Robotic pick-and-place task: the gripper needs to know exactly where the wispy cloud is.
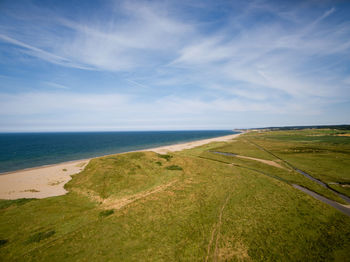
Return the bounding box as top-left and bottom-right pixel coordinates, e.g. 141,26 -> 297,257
0,1 -> 193,72
43,82 -> 70,90
0,0 -> 349,131
0,34 -> 94,70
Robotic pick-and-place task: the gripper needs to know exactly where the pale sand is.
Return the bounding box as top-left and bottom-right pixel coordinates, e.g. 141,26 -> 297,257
0,160 -> 89,200
146,133 -> 240,154
0,133 -> 241,200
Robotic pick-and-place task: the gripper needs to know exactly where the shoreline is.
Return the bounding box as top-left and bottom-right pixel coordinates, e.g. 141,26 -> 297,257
0,132 -> 239,176
0,133 -> 241,200
0,157 -> 93,177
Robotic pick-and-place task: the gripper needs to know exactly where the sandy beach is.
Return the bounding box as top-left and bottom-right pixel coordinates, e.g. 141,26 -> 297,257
0,159 -> 89,200
0,133 -> 240,200
147,133 -> 240,154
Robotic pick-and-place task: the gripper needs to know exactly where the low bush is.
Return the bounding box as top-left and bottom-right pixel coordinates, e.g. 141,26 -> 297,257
26,230 -> 55,244
165,165 -> 183,171
99,209 -> 114,217
158,154 -> 173,161
0,239 -> 8,247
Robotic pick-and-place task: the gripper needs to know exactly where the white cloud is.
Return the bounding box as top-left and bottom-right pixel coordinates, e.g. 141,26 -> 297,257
0,1 -> 193,72
0,89 -> 343,131
0,1 -> 349,130
0,93 -> 130,115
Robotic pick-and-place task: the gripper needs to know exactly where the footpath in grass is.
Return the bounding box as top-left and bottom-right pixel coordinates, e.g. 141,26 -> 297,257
244,129 -> 350,198
0,130 -> 350,261
186,130 -> 350,203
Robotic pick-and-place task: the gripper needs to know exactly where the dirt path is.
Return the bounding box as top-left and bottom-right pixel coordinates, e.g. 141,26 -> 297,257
244,139 -> 350,204
210,151 -> 286,170
205,194 -> 230,262
102,180 -> 177,210
202,153 -> 350,217
236,155 -> 285,169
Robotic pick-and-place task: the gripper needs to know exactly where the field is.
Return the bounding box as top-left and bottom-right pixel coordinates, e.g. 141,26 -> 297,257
0,129 -> 350,261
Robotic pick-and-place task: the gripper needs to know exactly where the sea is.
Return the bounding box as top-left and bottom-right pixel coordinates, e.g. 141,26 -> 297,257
0,130 -> 237,173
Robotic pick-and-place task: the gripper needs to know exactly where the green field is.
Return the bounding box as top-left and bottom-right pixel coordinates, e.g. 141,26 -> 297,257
1,129 -> 350,261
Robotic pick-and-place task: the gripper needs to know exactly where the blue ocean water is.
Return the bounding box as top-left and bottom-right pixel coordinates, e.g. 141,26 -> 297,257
0,130 -> 237,173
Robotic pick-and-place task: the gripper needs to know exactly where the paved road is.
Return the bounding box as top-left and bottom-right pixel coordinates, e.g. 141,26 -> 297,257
210,150 -> 350,217
292,184 -> 350,217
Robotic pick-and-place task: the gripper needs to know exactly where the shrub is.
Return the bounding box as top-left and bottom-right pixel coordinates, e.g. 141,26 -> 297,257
155,161 -> 162,166
158,154 -> 173,161
99,209 -> 114,217
0,239 -> 8,247
166,165 -> 183,171
26,230 -> 55,244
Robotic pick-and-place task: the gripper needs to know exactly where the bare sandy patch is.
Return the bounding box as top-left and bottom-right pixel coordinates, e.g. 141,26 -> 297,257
336,134 -> 350,137
0,159 -> 89,199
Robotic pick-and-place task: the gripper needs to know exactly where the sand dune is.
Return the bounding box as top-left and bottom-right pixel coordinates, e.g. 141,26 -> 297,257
0,133 -> 240,200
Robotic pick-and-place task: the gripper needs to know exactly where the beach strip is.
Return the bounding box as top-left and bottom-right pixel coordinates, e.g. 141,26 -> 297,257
0,133 -> 240,200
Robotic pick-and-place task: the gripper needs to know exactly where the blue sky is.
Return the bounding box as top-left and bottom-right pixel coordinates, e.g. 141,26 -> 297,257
0,0 -> 349,131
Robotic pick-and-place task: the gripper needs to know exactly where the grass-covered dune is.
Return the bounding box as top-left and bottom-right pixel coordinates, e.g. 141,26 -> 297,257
1,129 -> 350,261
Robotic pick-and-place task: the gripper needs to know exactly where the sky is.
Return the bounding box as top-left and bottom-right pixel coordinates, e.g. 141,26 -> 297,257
0,0 -> 349,132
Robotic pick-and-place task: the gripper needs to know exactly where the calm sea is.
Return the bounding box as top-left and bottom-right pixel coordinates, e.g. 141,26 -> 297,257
0,130 -> 237,173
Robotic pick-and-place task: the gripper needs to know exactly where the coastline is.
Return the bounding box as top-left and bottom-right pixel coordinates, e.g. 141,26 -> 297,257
0,133 -> 241,200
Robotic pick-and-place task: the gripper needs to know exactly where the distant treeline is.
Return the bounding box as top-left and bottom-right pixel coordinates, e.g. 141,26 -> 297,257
253,125 -> 350,131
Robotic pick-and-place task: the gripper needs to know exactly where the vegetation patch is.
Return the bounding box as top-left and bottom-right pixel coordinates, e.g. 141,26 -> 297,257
0,198 -> 36,210
165,165 -> 183,171
0,239 -> 8,247
23,189 -> 40,193
75,162 -> 87,167
155,161 -> 162,166
158,154 -> 173,161
48,180 -> 63,186
128,152 -> 145,159
99,209 -> 114,217
1,130 -> 350,261
26,230 -> 55,244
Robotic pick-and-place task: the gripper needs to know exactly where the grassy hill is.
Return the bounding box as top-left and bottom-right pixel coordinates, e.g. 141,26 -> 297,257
1,129 -> 349,261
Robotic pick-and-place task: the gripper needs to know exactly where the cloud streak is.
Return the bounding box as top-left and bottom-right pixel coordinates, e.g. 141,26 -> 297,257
0,0 -> 349,131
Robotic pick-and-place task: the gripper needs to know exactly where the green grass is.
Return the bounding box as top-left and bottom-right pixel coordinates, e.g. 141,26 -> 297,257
189,143 -> 347,204
329,184 -> 350,197
210,139 -> 277,161
241,129 -> 350,197
0,129 -> 349,261
0,198 -> 36,210
65,152 -> 178,200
